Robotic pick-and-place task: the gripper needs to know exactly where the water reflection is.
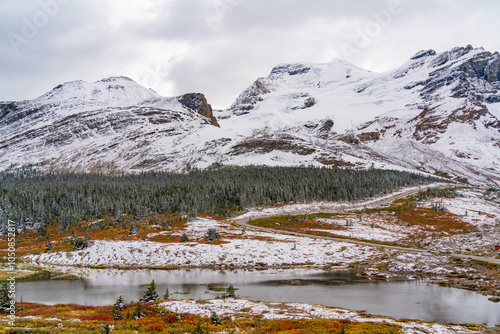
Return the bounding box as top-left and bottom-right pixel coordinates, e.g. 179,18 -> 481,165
16,268 -> 499,326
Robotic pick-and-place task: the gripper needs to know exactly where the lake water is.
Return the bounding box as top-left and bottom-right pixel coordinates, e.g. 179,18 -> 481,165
16,268 -> 500,326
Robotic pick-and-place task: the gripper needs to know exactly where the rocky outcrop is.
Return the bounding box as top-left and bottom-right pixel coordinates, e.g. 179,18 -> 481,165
229,133 -> 316,156
229,78 -> 273,115
303,118 -> 334,139
179,93 -> 219,127
270,64 -> 311,77
410,49 -> 436,60
415,46 -> 500,103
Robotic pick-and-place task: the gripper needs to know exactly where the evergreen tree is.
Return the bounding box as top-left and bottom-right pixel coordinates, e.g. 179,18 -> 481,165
0,166 -> 440,233
141,280 -> 159,303
17,296 -> 24,312
163,288 -> 170,300
210,311 -> 221,325
223,284 -> 236,299
0,281 -> 11,311
111,296 -> 125,320
129,223 -> 137,236
132,302 -> 144,319
111,306 -> 124,320
180,233 -> 189,242
85,232 -> 92,247
101,324 -> 111,334
191,321 -> 207,334
45,241 -> 52,251
204,228 -> 220,241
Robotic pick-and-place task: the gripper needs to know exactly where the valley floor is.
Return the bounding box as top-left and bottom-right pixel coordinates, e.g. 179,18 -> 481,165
23,186 -> 500,297
4,185 -> 500,332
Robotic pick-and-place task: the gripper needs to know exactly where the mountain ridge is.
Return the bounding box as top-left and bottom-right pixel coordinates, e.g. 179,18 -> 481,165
1,45 -> 499,186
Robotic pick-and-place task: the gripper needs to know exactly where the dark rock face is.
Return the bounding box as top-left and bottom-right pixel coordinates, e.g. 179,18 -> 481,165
417,46 -> 500,103
304,97 -> 316,108
457,52 -> 500,83
410,49 -> 436,60
179,93 -> 219,127
230,78 -> 272,115
229,133 -> 316,156
0,102 -> 46,127
429,45 -> 474,68
317,119 -> 334,139
302,118 -> 334,139
270,64 -> 310,77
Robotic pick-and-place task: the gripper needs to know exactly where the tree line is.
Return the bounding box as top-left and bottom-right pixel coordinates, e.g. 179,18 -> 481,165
0,166 -> 442,234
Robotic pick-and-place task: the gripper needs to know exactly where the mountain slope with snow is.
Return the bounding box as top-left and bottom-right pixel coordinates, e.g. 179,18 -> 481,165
0,77 -> 222,172
1,46 -> 499,186
220,45 -> 500,186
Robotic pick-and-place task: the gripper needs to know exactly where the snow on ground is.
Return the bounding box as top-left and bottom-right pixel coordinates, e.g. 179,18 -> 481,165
238,186 -> 500,249
312,216 -> 408,242
159,299 -> 481,334
25,186 -> 499,268
237,183 -> 447,219
420,189 -> 500,254
385,252 -> 457,275
25,218 -> 376,267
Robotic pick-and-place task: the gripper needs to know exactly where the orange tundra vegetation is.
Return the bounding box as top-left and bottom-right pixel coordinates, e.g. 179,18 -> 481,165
0,213 -> 189,257
2,301 -> 405,333
249,190 -> 474,246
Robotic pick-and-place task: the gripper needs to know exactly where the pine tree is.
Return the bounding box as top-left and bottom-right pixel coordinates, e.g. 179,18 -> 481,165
132,302 -> 144,319
0,281 -> 11,311
192,321 -> 207,334
111,306 -> 123,320
114,295 -> 125,310
210,311 -> 221,325
204,228 -> 220,241
85,232 -> 92,247
17,296 -> 24,312
141,280 -> 159,303
129,223 -> 137,235
223,284 -> 236,299
180,233 -> 189,242
101,324 -> 111,334
45,241 -> 52,251
163,288 -> 170,300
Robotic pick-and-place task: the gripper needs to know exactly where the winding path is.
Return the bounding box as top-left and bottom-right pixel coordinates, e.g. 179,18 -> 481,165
232,184 -> 500,265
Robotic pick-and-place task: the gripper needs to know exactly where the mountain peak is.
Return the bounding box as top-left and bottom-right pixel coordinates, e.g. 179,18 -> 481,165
35,76 -> 160,107
96,76 -> 136,83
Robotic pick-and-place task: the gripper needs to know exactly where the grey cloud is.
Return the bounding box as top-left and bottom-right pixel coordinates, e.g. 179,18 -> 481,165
0,0 -> 499,108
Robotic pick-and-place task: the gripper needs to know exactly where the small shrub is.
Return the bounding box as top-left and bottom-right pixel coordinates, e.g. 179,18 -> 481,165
204,228 -> 221,241
180,233 -> 189,242
210,311 -> 221,325
222,284 -> 237,299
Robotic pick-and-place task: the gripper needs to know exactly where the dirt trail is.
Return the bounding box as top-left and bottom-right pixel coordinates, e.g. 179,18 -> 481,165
232,184 -> 500,265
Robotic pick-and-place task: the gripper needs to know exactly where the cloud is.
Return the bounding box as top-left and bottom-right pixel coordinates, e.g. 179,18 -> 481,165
0,0 -> 499,107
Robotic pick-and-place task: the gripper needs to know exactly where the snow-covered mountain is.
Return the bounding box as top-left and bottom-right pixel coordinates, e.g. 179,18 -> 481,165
1,46 -> 500,186
219,45 -> 500,186
0,77 -> 220,172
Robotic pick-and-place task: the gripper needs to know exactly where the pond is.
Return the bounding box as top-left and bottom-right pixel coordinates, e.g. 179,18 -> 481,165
16,268 -> 500,326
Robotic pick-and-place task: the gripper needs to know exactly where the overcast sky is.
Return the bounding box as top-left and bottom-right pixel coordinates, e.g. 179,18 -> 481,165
1,0 -> 499,108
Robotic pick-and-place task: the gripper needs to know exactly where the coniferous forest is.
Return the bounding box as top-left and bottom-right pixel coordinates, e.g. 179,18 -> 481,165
0,166 -> 442,234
